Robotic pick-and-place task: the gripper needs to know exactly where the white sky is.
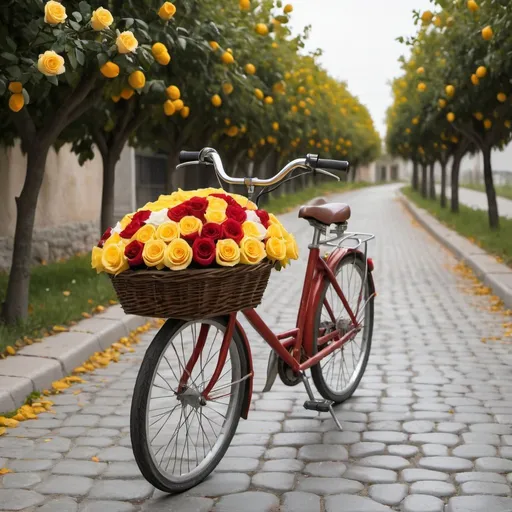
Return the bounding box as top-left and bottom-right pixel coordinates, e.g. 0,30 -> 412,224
288,0 -> 432,138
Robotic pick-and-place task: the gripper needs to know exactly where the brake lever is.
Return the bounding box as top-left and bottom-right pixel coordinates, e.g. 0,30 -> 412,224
315,168 -> 341,181
175,161 -> 213,170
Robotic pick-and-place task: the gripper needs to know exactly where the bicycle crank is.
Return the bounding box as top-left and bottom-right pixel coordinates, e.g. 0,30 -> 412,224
278,347 -> 304,387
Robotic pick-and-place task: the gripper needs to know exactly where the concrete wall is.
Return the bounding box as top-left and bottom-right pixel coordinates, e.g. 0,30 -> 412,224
0,142 -> 103,270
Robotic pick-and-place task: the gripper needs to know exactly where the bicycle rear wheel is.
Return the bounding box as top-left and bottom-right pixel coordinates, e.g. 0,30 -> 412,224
131,317 -> 247,493
311,253 -> 374,403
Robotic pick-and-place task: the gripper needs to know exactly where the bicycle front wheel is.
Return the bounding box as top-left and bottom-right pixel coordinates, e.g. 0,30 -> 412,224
311,253 -> 374,403
131,317 -> 247,494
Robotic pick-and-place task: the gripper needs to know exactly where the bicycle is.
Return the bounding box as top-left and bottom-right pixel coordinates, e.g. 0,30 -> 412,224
130,147 -> 376,493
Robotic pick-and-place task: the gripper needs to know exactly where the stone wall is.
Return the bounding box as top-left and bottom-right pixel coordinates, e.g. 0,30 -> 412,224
0,221 -> 99,271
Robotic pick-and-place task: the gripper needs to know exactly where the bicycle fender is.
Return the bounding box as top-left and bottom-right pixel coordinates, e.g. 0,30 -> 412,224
235,320 -> 254,420
303,248 -> 375,356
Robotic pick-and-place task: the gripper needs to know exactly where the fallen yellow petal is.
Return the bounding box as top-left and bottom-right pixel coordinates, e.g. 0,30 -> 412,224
0,468 -> 13,475
12,413 -> 26,422
81,312 -> 92,319
91,456 -> 100,462
64,376 -> 84,383
62,290 -> 71,297
0,427 -> 6,436
0,417 -> 19,428
52,380 -> 70,391
73,367 -> 87,374
6,346 -> 16,356
53,325 -> 68,333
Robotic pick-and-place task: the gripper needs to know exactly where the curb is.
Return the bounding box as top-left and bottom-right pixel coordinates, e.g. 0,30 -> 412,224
0,305 -> 150,413
398,190 -> 512,310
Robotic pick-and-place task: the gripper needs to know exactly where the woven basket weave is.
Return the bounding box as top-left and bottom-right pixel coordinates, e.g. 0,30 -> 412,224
109,261 -> 272,320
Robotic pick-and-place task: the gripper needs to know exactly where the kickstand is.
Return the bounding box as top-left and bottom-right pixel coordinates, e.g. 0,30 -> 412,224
300,372 -> 343,432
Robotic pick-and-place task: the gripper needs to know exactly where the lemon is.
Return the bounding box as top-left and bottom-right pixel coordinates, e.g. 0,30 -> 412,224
221,52 -> 234,65
474,112 -> 484,121
498,93 -> 507,103
505,120 -> 511,129
254,88 -> 264,100
255,23 -> 269,36
484,119 -> 492,130
245,63 -> 256,75
438,98 -> 447,108
284,4 -> 293,14
239,0 -> 250,10
471,74 -> 479,86
211,94 -> 222,107
417,67 -> 425,75
209,41 -> 220,51
476,66 -> 487,78
467,0 -> 479,13
222,82 -> 234,95
445,85 -> 455,97
421,10 -> 433,25
272,122 -> 279,131
172,99 -> 184,111
264,96 -> 274,105
417,82 -> 427,92
166,85 -> 181,100
447,112 -> 455,123
482,26 -> 493,41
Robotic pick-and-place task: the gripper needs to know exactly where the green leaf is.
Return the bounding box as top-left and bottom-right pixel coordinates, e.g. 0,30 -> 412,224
0,78 -> 6,96
79,1 -> 91,18
125,18 -> 134,29
69,20 -> 81,31
22,89 -> 30,105
46,75 -> 58,86
178,37 -> 187,50
275,15 -> 289,24
135,19 -> 149,31
5,36 -> 16,52
72,11 -> 82,22
67,48 -> 77,69
97,53 -> 109,67
76,48 -> 85,66
6,65 -> 21,80
0,52 -> 18,63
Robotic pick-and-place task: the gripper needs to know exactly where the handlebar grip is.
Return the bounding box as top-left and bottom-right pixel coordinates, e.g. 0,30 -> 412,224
179,151 -> 201,163
317,158 -> 350,172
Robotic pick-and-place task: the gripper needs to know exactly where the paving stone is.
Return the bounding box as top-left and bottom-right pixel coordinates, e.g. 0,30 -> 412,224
237,420 -> 282,434
261,459 -> 303,472
263,447 -> 296,459
325,494 -> 392,511
281,491 -> 321,512
63,415 -> 100,428
362,431 -> 408,443
401,469 -> 450,482
66,447 -> 100,459
55,427 -> 88,438
6,459 -> 55,472
0,489 -> 45,510
271,432 -> 321,446
214,492 -> 279,512
358,455 -> 410,470
38,497 -> 78,512
446,496 -> 512,512
418,456 -> 473,472
410,480 -> 456,497
452,444 -> 497,458
142,496 -> 212,512
2,472 -> 42,488
297,477 -> 363,495
99,446 -> 134,462
350,442 -> 386,457
86,428 -> 120,437
455,472 -> 507,484
36,437 -> 72,452
475,457 -> 512,472
421,444 -> 449,457
368,483 -> 408,506
402,494 -> 444,512
304,461 -> 347,477
409,433 -> 460,447
388,445 -> 419,457
52,460 -> 107,477
88,479 -> 153,500
499,446 -> 512,458
186,473 -> 250,497
252,472 -> 295,491
323,431 -> 361,444
470,424 -> 512,435
460,481 -> 510,495
343,466 -> 397,483
462,432 -> 500,445
103,462 -> 142,478
79,501 -> 135,512
403,421 -> 435,434
35,475 -> 93,496
298,444 -> 348,461
75,437 -> 115,448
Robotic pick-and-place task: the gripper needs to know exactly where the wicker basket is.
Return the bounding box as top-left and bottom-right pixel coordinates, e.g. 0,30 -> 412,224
109,262 -> 273,320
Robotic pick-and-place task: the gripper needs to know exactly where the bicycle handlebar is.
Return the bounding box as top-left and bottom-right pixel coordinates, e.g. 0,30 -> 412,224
178,147 -> 350,187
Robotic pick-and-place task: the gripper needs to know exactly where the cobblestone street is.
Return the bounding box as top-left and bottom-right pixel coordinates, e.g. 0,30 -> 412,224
1,183 -> 512,512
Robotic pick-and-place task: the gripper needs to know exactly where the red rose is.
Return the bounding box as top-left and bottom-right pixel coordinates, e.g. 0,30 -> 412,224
226,204 -> 247,223
120,219 -> 143,239
201,222 -> 223,241
98,227 -> 112,248
188,196 -> 208,221
210,193 -> 236,206
168,203 -> 190,222
192,237 -> 216,266
124,240 -> 145,267
256,209 -> 270,228
222,218 -> 244,244
132,210 -> 151,224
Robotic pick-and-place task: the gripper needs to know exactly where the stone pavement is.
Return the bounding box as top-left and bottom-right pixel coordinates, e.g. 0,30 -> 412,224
1,183 -> 512,512
435,185 -> 512,219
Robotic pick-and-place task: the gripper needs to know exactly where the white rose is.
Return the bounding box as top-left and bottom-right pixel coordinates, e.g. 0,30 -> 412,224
245,210 -> 261,224
112,222 -> 123,234
147,209 -> 170,227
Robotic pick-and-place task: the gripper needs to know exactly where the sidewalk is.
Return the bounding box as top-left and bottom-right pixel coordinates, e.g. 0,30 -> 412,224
435,185 -> 512,219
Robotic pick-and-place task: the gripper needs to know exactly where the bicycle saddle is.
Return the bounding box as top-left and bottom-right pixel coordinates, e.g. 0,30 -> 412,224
298,202 -> 351,225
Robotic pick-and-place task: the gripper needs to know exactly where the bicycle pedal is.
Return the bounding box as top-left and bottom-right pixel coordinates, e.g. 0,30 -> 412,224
303,399 -> 334,413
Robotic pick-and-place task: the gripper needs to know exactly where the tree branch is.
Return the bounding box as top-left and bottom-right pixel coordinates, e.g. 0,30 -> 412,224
92,127 -> 109,160
9,107 -> 37,151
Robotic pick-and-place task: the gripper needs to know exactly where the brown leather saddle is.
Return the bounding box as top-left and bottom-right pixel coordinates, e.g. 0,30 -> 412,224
298,201 -> 351,225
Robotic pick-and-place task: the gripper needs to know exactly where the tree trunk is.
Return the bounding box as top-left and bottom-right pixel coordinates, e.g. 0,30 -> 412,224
482,145 -> 499,229
412,160 -> 419,191
421,164 -> 427,198
429,163 -> 436,200
451,152 -> 462,213
100,150 -> 120,234
1,147 -> 48,323
350,166 -> 357,182
440,160 -> 447,208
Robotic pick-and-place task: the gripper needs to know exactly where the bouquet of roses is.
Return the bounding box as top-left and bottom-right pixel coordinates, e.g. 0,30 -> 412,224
92,188 -> 299,275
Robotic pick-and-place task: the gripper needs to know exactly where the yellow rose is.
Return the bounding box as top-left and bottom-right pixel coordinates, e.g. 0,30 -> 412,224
285,233 -> 299,260
242,221 -> 266,241
104,232 -> 121,246
205,209 -> 227,224
207,196 -> 228,211
135,224 -> 156,243
128,70 -> 146,89
268,213 -> 283,226
44,0 -> 67,25
246,200 -> 258,210
179,216 -> 202,237
120,215 -> 132,229
231,194 -> 249,207
158,1 -> 177,20
266,237 -> 287,261
266,223 -> 284,239
91,7 -> 113,30
240,236 -> 266,265
142,240 -> 166,270
156,221 -> 180,242
91,247 -> 105,274
116,31 -> 138,54
37,50 -> 65,76
216,239 -> 241,267
101,243 -> 129,275
164,238 -> 192,270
